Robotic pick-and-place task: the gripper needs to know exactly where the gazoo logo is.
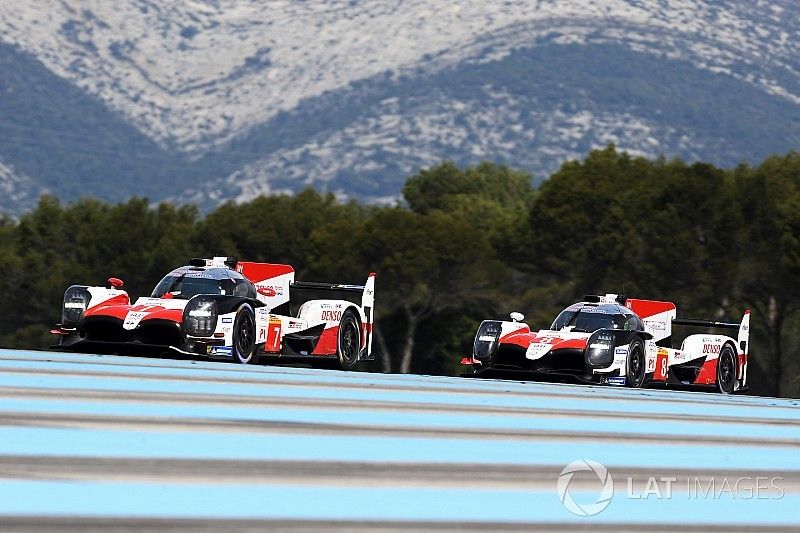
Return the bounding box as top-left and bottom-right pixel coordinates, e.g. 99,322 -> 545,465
321,310 -> 343,322
703,343 -> 721,354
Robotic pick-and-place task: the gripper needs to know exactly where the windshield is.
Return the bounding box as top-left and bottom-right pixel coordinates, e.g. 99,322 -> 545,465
551,309 -> 628,333
151,274 -> 225,299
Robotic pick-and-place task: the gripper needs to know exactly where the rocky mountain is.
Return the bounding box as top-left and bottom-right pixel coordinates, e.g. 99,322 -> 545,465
0,0 -> 798,213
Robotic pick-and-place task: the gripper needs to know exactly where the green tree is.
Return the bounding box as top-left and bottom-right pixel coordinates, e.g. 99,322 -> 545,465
308,206 -> 499,373
523,146 -> 737,316
733,153 -> 800,396
196,189 -> 366,275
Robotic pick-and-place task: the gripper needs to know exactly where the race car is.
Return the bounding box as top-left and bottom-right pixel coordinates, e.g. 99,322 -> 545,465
461,294 -> 750,393
51,257 -> 376,370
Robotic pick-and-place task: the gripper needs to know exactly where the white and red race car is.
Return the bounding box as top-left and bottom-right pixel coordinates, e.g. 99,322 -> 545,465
461,294 -> 750,393
52,257 -> 376,370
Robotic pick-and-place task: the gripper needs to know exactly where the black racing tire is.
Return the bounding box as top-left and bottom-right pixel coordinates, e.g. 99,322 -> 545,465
717,344 -> 737,394
232,305 -> 257,364
626,337 -> 646,388
337,309 -> 361,371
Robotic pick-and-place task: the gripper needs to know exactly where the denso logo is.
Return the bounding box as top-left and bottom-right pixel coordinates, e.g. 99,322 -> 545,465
703,343 -> 721,354
321,310 -> 343,322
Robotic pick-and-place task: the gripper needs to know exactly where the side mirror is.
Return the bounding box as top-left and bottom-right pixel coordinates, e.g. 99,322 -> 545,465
510,312 -> 524,322
107,277 -> 124,289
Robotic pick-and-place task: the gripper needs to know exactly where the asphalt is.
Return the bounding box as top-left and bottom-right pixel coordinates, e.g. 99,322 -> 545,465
0,348 -> 798,530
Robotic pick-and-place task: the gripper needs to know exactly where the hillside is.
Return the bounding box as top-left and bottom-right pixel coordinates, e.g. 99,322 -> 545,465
0,1 -> 798,212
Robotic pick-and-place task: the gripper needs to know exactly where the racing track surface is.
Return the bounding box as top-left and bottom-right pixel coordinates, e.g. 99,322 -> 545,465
0,348 -> 799,531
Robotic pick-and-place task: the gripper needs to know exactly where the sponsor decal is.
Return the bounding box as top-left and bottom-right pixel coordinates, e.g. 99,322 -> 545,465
258,286 -> 277,297
256,283 -> 285,298
580,307 -> 610,314
614,347 -> 628,355
321,310 -> 343,322
644,319 -> 666,331
702,343 -> 721,354
221,317 -> 233,324
526,342 -> 552,359
123,311 -> 148,330
182,271 -> 211,278
605,376 -> 627,386
210,346 -> 233,356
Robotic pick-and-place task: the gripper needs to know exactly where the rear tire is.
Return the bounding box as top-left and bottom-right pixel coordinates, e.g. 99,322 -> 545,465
717,344 -> 737,394
626,337 -> 646,388
337,309 -> 361,371
232,305 -> 257,364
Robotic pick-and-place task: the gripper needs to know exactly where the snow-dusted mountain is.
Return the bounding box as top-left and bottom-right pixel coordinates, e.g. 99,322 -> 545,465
0,0 -> 799,213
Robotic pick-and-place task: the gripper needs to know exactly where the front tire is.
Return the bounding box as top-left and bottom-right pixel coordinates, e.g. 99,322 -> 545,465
626,337 -> 646,388
717,344 -> 737,394
232,305 -> 256,364
337,309 -> 361,371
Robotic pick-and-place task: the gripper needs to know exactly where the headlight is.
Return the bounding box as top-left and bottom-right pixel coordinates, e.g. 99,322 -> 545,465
586,330 -> 615,367
62,286 -> 91,328
183,297 -> 218,337
473,320 -> 502,361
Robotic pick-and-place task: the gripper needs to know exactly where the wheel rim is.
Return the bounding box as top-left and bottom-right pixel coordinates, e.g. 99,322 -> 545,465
719,351 -> 735,391
237,313 -> 255,361
630,347 -> 644,384
340,318 -> 359,365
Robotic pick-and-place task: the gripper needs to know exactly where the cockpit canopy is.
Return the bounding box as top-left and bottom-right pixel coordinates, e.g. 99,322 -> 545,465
551,303 -> 645,333
151,266 -> 256,300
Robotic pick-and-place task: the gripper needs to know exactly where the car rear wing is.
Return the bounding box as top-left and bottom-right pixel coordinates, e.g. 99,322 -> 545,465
290,281 -> 367,293
672,318 -> 739,329
289,272 -> 375,311
290,273 -> 376,357
673,310 -> 751,354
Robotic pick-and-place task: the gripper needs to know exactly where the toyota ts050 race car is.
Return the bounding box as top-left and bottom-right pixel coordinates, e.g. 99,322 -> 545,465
52,257 -> 376,369
461,294 -> 750,393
